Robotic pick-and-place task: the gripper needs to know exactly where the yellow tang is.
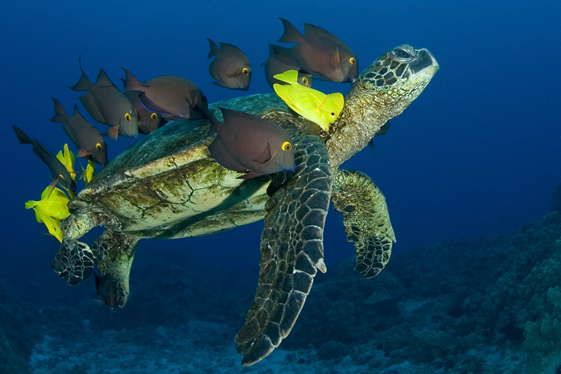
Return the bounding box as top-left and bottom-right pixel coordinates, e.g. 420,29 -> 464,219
25,185 -> 70,243
82,160 -> 96,184
273,70 -> 344,131
56,144 -> 77,198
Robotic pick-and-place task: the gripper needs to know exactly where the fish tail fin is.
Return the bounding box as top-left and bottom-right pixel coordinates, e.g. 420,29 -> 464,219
122,68 -> 143,92
207,39 -> 220,59
69,56 -> 92,92
273,70 -> 299,84
277,18 -> 304,44
13,126 -> 33,145
50,98 -> 69,123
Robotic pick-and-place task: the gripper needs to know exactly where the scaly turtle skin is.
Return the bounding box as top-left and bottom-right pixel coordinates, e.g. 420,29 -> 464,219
52,45 -> 438,366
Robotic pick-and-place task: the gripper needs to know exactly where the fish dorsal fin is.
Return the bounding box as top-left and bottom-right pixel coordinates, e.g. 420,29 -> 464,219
303,23 -> 344,45
253,143 -> 273,165
95,69 -> 115,88
269,44 -> 289,57
273,70 -> 299,85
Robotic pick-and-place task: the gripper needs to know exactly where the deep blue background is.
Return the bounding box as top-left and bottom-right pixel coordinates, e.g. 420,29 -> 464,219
1,1 -> 560,305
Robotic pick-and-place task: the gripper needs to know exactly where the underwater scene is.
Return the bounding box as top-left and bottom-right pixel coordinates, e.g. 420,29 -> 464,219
1,0 -> 561,373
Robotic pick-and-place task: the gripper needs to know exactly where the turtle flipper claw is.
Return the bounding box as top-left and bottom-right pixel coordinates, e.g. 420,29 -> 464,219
331,169 -> 395,279
51,239 -> 94,285
236,132 -> 332,366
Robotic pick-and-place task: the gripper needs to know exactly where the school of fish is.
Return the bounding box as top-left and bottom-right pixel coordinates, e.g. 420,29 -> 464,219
15,19 -> 361,287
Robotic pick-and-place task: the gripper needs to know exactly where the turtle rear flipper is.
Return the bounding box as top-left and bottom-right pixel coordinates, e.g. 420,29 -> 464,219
235,133 -> 332,366
51,239 -> 95,285
331,169 -> 395,278
92,230 -> 138,309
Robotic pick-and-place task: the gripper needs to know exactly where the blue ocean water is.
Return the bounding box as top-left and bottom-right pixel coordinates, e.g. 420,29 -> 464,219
1,1 -> 560,373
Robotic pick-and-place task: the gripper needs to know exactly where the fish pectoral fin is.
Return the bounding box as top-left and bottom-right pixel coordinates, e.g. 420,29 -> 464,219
77,149 -> 91,158
253,143 -> 273,165
330,47 -> 341,68
103,126 -> 119,141
314,95 -> 329,112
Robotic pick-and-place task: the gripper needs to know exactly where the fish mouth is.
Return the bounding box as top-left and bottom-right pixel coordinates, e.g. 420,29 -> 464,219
284,163 -> 296,172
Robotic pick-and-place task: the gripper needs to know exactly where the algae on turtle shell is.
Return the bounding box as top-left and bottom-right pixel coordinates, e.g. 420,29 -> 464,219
53,44 -> 438,366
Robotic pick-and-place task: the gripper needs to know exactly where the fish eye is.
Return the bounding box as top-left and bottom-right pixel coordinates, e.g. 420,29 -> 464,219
151,113 -> 157,119
331,112 -> 335,116
349,57 -> 357,64
282,141 -> 292,151
124,113 -> 132,121
302,77 -> 309,85
242,68 -> 250,75
96,143 -> 102,150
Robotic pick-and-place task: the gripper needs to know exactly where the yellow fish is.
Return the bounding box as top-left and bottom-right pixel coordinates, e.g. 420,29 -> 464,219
273,70 -> 344,131
56,144 -> 77,198
81,160 -> 96,184
25,185 -> 70,243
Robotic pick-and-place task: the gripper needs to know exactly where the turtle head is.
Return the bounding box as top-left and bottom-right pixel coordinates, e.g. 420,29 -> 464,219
353,44 -> 439,118
326,45 -> 439,167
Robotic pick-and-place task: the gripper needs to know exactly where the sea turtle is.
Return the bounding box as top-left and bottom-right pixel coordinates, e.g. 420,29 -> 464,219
52,45 -> 438,365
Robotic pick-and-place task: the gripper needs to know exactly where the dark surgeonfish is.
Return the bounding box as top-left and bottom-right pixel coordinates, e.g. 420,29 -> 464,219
13,126 -> 76,192
277,18 -> 358,83
207,108 -> 295,180
263,44 -> 312,89
123,89 -> 167,134
207,39 -> 251,91
50,98 -> 108,166
70,57 -> 139,140
123,69 -> 212,121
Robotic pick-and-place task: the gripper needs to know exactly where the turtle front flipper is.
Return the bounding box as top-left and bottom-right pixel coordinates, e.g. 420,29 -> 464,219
331,169 -> 395,278
51,239 -> 95,285
235,133 -> 332,366
92,230 -> 139,309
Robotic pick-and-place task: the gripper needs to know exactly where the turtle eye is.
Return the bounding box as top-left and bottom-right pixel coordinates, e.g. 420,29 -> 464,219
124,113 -> 132,121
96,143 -> 102,150
282,141 -> 292,151
151,113 -> 157,120
242,68 -> 250,75
301,77 -> 309,85
349,57 -> 357,64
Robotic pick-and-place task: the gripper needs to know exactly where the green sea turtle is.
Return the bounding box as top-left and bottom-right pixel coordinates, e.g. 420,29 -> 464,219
52,45 -> 438,365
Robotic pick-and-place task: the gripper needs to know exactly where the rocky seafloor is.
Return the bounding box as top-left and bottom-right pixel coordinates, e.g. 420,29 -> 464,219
2,183 -> 561,374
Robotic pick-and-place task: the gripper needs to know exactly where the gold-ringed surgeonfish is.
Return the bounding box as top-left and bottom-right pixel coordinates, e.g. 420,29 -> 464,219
273,70 -> 344,131
123,70 -> 212,121
207,39 -> 251,91
277,19 -> 358,83
263,44 -> 312,89
50,98 -> 108,166
207,108 -> 295,180
70,57 -> 139,140
13,126 -> 76,192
